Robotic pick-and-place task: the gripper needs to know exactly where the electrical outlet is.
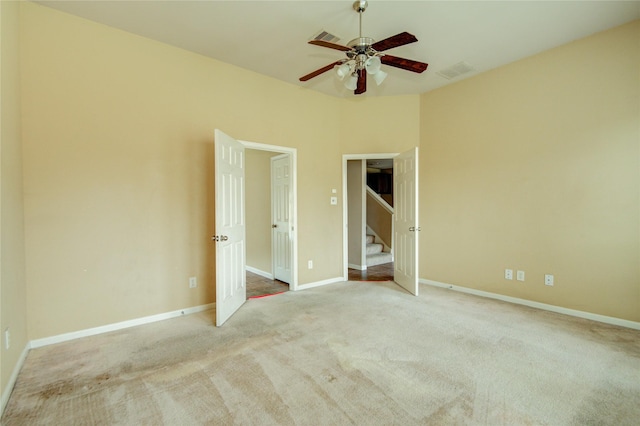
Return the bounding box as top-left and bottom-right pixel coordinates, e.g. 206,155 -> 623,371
4,329 -> 10,350
308,260 -> 313,269
505,269 -> 513,280
545,274 -> 554,286
517,270 -> 525,281
189,277 -> 197,288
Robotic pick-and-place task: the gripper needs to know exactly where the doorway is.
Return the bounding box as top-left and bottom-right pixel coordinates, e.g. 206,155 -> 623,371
244,143 -> 297,298
342,150 -> 419,294
215,131 -> 299,325
344,154 -> 397,281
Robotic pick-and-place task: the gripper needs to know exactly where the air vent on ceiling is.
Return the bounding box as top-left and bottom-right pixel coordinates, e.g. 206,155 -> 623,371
436,61 -> 476,80
311,29 -> 341,44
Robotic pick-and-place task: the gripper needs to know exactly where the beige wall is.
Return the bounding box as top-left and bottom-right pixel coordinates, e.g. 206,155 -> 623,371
347,160 -> 365,268
19,2 -> 419,339
340,95 -> 421,154
0,0 -> 28,400
245,149 -> 274,275
366,192 -> 392,248
19,2 -> 348,339
420,20 -> 640,322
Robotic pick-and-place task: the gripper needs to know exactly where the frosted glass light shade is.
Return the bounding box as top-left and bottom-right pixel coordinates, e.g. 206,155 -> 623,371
365,56 -> 382,74
344,73 -> 358,90
373,69 -> 388,85
335,62 -> 352,80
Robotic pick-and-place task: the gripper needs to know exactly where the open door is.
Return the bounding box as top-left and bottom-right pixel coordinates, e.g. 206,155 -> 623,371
214,129 -> 246,326
271,154 -> 292,283
393,147 -> 419,295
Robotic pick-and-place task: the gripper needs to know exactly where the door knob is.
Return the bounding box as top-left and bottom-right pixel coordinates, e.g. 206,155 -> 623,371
272,224 -> 278,228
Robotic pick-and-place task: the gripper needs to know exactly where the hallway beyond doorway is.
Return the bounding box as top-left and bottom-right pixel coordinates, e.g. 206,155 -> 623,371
348,262 -> 394,282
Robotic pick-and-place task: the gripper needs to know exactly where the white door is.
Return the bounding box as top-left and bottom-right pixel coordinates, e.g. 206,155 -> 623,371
393,147 -> 419,295
271,154 -> 292,283
214,129 -> 246,326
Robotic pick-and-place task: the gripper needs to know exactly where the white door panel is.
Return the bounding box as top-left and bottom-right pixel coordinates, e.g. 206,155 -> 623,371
394,147 -> 419,295
215,129 -> 246,326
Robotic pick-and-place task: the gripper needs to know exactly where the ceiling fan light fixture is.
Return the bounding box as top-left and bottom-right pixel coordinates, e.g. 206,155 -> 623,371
344,72 -> 359,90
373,69 -> 388,85
365,56 -> 381,74
299,1 -> 428,95
334,62 -> 352,80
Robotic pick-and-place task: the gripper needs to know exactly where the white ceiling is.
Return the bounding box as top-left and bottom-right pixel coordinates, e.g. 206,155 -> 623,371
36,1 -> 640,98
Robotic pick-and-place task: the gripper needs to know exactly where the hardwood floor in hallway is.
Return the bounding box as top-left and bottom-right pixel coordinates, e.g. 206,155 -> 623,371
348,262 -> 394,282
246,271 -> 289,298
246,262 -> 393,298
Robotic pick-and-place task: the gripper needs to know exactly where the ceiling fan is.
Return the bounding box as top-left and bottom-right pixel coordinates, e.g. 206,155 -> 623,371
299,0 -> 428,95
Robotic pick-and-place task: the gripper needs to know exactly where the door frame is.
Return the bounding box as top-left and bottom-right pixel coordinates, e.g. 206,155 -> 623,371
270,153 -> 293,284
242,140 -> 299,291
342,153 -> 399,280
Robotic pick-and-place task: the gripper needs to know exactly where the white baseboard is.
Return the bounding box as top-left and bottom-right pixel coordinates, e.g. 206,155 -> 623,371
30,303 -> 215,349
296,277 -> 344,291
420,278 -> 640,330
1,343 -> 29,416
348,263 -> 366,271
246,265 -> 273,280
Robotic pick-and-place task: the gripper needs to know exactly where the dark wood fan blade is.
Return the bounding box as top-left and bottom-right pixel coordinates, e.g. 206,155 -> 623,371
371,32 -> 418,52
308,40 -> 352,52
355,69 -> 367,95
381,55 -> 428,73
299,61 -> 343,82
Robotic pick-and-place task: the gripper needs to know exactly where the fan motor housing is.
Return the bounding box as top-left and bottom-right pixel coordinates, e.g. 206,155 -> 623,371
347,37 -> 375,53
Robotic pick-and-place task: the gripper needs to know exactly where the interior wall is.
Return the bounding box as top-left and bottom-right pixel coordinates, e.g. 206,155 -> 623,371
0,0 -> 28,401
366,192 -> 392,248
347,160 -> 364,269
19,2 -> 349,339
245,149 -> 274,275
339,95 -> 421,154
20,2 -> 422,340
420,20 -> 640,322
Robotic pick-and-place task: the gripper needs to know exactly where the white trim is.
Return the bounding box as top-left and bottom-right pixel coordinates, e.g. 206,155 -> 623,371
296,277 -> 344,291
420,278 -> 640,330
246,265 -> 273,280
240,140 -> 298,291
366,186 -> 394,214
30,303 -> 215,349
348,263 -> 366,271
241,141 -> 289,153
1,343 -> 29,416
359,161 -> 367,271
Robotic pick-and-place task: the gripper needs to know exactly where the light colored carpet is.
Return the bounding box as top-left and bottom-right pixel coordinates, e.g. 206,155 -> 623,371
3,281 -> 639,425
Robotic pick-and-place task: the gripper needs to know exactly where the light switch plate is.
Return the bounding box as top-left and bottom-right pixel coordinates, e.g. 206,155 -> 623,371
330,196 -> 337,205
